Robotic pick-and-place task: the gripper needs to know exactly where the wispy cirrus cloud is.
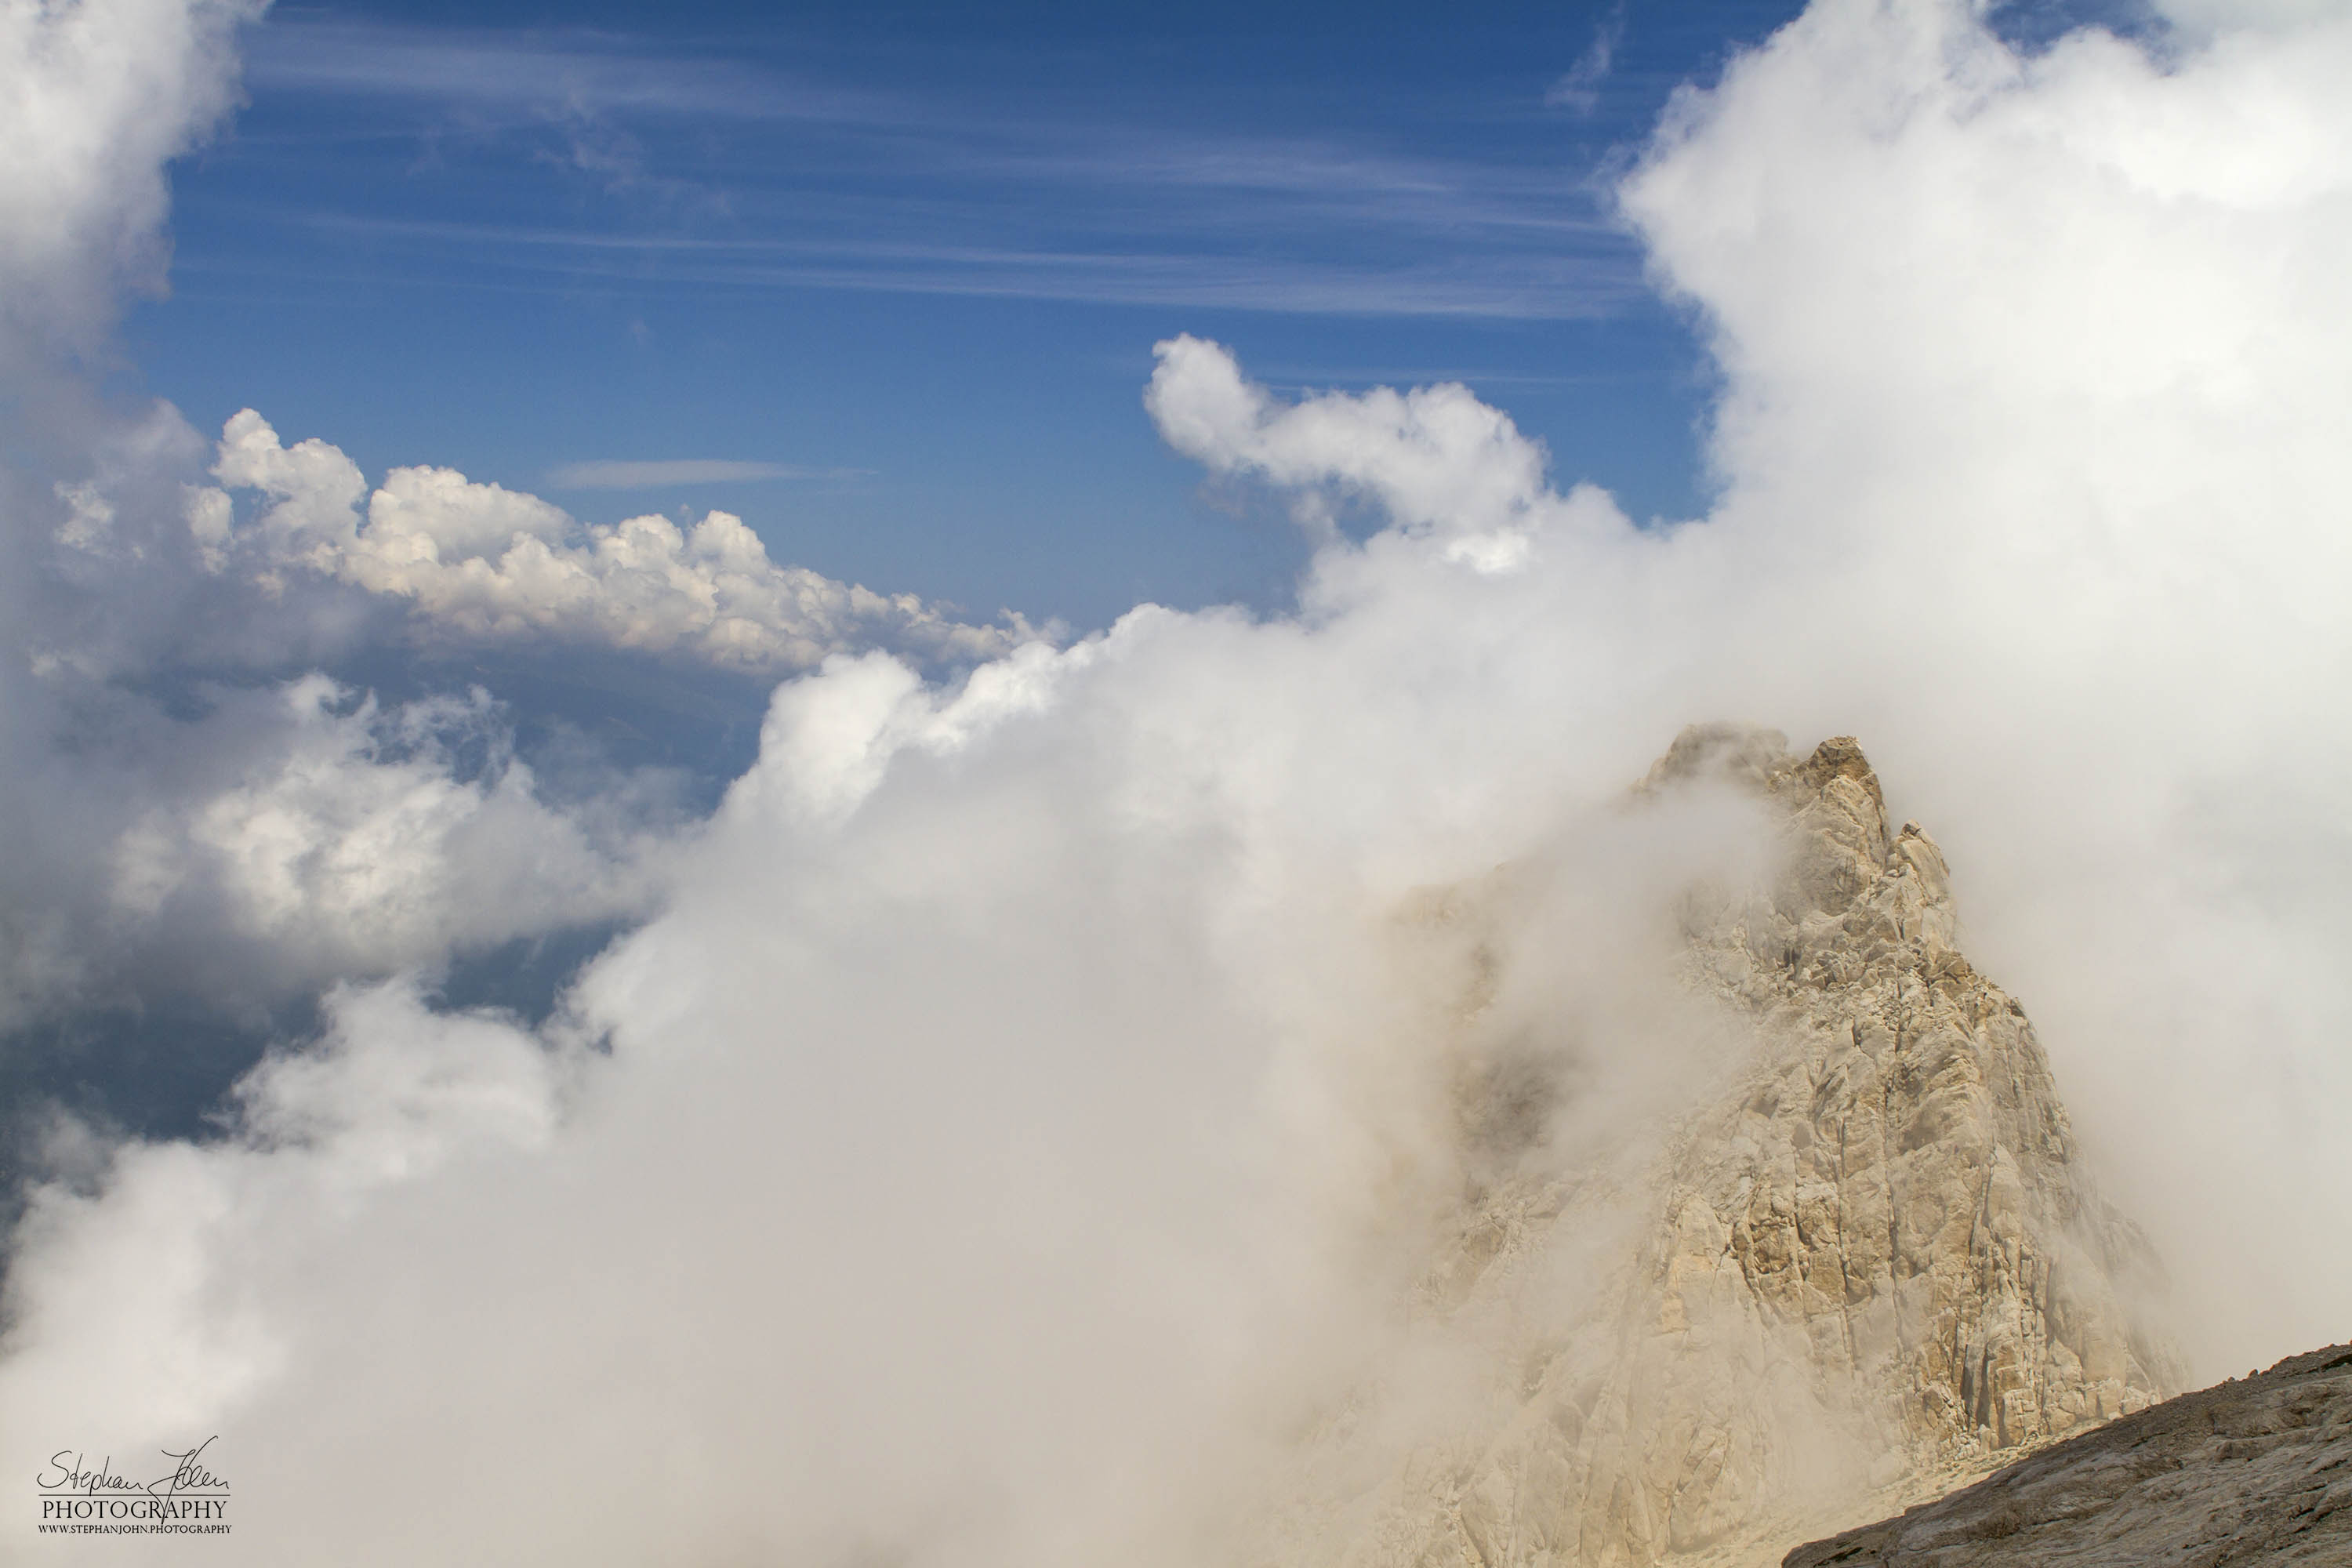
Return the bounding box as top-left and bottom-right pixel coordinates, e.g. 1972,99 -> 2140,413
213,15 -> 1650,322
187,210 -> 1642,321
1546,6 -> 1628,115
543,459 -> 864,490
242,21 -> 893,127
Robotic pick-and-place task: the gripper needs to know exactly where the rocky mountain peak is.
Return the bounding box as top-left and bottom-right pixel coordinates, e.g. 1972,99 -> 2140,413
1271,727 -> 2180,1567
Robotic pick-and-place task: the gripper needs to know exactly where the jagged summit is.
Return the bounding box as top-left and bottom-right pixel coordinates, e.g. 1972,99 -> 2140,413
1657,727 -> 2179,1446
1274,727 -> 2178,1568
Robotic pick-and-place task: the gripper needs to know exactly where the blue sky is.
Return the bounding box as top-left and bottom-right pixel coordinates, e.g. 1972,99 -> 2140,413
124,0 -> 1820,630
7,0 -> 2188,1185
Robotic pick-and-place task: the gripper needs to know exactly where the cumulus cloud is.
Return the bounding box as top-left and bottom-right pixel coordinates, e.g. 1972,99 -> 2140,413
1145,331 -> 1607,573
195,411 -> 1034,675
0,664 -> 673,1040
8,0 -> 2352,1562
0,0 -> 261,379
2,979 -> 568,1438
1617,0 -> 2352,1367
0,0 -> 684,1045
0,428 -> 680,1034
0,0 -> 1022,1058
103,676 -> 665,996
0,581 -> 1771,1564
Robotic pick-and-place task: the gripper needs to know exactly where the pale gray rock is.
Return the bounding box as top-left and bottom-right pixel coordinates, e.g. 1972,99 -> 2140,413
1265,727 -> 2179,1568
1781,1341 -> 2352,1566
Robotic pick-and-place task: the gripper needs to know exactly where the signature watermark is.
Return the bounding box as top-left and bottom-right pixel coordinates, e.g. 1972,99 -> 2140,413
34,1438 -> 231,1535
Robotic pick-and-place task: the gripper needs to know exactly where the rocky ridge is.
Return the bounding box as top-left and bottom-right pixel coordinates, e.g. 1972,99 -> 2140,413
1782,1341 -> 2352,1566
1272,727 -> 2179,1567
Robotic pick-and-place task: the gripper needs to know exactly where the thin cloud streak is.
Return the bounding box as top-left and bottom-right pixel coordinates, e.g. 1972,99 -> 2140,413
183,210 -> 1645,320
543,459 -> 864,490
244,37 -> 1610,230
1547,6 -> 1628,114
244,21 -> 892,125
218,15 -> 1644,322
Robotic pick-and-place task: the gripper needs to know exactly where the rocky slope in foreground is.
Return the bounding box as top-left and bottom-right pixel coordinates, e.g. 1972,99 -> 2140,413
1272,728 -> 2181,1566
1782,1341 -> 2352,1566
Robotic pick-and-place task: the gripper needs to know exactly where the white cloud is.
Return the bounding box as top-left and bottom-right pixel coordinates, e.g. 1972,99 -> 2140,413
0,659 -> 677,1036
0,0 -> 261,375
0,0 -> 1030,1045
1544,6 -> 1624,115
1144,331 -> 1615,573
0,980 -> 564,1439
1,598 -> 1764,1564
105,675 -> 665,988
543,458 -> 862,489
197,410 -> 1036,674
1605,0 -> 2352,1373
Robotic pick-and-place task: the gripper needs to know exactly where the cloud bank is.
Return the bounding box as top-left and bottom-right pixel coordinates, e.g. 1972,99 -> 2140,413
6,0 -> 2352,1562
0,0 -> 1014,1042
194,411 -> 1030,675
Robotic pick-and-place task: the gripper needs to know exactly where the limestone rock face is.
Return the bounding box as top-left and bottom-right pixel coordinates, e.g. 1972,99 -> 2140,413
1274,728 -> 2180,1568
1780,1341 -> 2352,1566
1653,728 -> 2178,1455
